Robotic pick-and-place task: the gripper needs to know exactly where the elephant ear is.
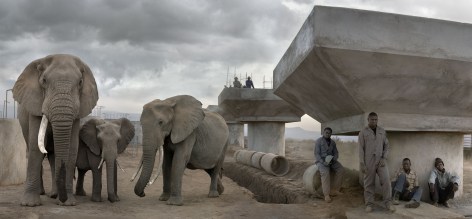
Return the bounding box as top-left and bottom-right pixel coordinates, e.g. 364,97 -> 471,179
77,59 -> 99,118
112,118 -> 135,154
170,95 -> 205,144
80,118 -> 102,156
12,57 -> 50,116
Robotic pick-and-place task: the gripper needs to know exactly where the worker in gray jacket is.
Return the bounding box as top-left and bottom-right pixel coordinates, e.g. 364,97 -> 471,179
314,127 -> 344,203
359,112 -> 395,213
429,157 -> 460,208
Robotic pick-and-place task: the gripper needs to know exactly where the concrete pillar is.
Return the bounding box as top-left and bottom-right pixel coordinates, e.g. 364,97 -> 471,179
227,122 -> 244,148
386,132 -> 463,200
0,119 -> 26,186
247,122 -> 285,155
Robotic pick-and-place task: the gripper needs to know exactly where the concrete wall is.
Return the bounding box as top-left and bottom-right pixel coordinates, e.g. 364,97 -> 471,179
386,132 -> 463,201
0,119 -> 26,186
323,113 -> 472,135
247,122 -> 285,155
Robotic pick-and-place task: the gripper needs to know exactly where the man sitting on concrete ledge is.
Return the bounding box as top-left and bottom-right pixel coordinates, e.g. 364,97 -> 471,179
314,127 -> 345,203
391,158 -> 422,208
429,157 -> 459,208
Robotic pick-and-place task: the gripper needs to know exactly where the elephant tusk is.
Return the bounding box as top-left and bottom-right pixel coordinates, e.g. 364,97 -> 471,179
117,160 -> 126,173
38,115 -> 48,154
130,156 -> 143,182
98,158 -> 104,169
148,146 -> 164,185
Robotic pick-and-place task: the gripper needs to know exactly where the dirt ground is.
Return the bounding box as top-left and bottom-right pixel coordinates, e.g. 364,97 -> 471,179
0,140 -> 471,219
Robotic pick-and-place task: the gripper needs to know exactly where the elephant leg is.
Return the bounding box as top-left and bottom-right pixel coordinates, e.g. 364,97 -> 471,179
75,169 -> 87,196
47,153 -> 58,198
39,165 -> 46,195
21,148 -> 44,206
91,168 -> 103,202
21,116 -> 43,207
159,148 -> 173,201
206,155 -> 225,197
167,141 -> 193,206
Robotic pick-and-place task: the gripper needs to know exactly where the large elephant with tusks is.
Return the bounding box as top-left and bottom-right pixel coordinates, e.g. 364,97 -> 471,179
13,54 -> 98,206
133,95 -> 229,206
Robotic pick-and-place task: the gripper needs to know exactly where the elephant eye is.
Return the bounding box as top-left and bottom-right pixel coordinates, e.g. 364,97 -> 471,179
40,77 -> 47,86
158,120 -> 163,126
79,78 -> 83,87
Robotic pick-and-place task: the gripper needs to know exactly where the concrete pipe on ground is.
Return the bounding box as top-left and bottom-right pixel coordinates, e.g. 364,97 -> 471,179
235,150 -> 257,166
250,152 -> 265,169
260,153 -> 290,177
302,164 -> 322,194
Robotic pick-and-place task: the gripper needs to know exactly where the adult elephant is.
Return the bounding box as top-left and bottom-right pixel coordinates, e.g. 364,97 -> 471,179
75,118 -> 135,202
133,95 -> 229,206
13,54 -> 98,206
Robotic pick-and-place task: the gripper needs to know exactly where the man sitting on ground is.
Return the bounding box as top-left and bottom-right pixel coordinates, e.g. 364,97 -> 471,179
391,158 -> 422,208
429,157 -> 459,208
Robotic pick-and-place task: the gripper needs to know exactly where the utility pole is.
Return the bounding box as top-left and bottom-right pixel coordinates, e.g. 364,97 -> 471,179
263,76 -> 273,89
95,105 -> 104,118
5,89 -> 12,118
226,66 -> 229,87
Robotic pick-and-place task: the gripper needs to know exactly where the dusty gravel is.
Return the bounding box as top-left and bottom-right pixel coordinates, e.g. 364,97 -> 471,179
1,141 -> 471,219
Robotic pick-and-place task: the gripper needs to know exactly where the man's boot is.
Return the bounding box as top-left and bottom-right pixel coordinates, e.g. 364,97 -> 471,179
392,191 -> 400,205
405,200 -> 420,208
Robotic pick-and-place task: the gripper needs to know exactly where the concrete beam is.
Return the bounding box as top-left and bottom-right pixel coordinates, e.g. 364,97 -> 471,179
218,88 -> 304,123
322,113 -> 472,135
273,6 -> 472,123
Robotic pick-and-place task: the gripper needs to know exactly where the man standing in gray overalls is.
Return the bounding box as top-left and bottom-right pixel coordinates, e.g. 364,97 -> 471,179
359,112 -> 395,212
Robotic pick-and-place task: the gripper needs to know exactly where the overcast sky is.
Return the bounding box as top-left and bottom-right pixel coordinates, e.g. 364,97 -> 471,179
1,0 -> 472,131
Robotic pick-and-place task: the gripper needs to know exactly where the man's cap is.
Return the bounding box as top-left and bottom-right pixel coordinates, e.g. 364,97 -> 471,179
435,157 -> 444,167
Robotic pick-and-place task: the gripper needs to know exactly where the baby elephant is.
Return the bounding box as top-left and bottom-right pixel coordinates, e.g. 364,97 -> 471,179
75,118 -> 135,202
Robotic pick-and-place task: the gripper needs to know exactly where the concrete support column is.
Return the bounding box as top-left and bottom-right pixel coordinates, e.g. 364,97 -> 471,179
247,122 -> 285,155
227,122 -> 244,148
387,132 -> 463,200
359,132 -> 463,201
0,119 -> 26,186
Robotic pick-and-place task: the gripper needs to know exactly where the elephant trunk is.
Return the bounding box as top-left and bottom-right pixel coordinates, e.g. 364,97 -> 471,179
102,144 -> 118,202
134,125 -> 164,197
51,116 -> 74,203
106,160 -> 117,202
48,88 -> 78,203
134,147 -> 157,197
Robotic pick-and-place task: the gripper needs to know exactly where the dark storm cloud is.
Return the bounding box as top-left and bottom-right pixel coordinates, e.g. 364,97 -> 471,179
1,0 -> 471,133
0,0 -> 302,102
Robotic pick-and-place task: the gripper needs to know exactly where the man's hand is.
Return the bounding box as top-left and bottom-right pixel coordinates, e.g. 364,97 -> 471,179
323,161 -> 330,166
360,163 -> 367,173
405,181 -> 410,188
453,183 -> 459,192
429,183 -> 435,194
378,158 -> 386,167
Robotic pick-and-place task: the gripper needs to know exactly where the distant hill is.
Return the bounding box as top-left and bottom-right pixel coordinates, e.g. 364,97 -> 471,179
107,112 -> 356,141
285,127 -> 320,140
284,127 -> 358,142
